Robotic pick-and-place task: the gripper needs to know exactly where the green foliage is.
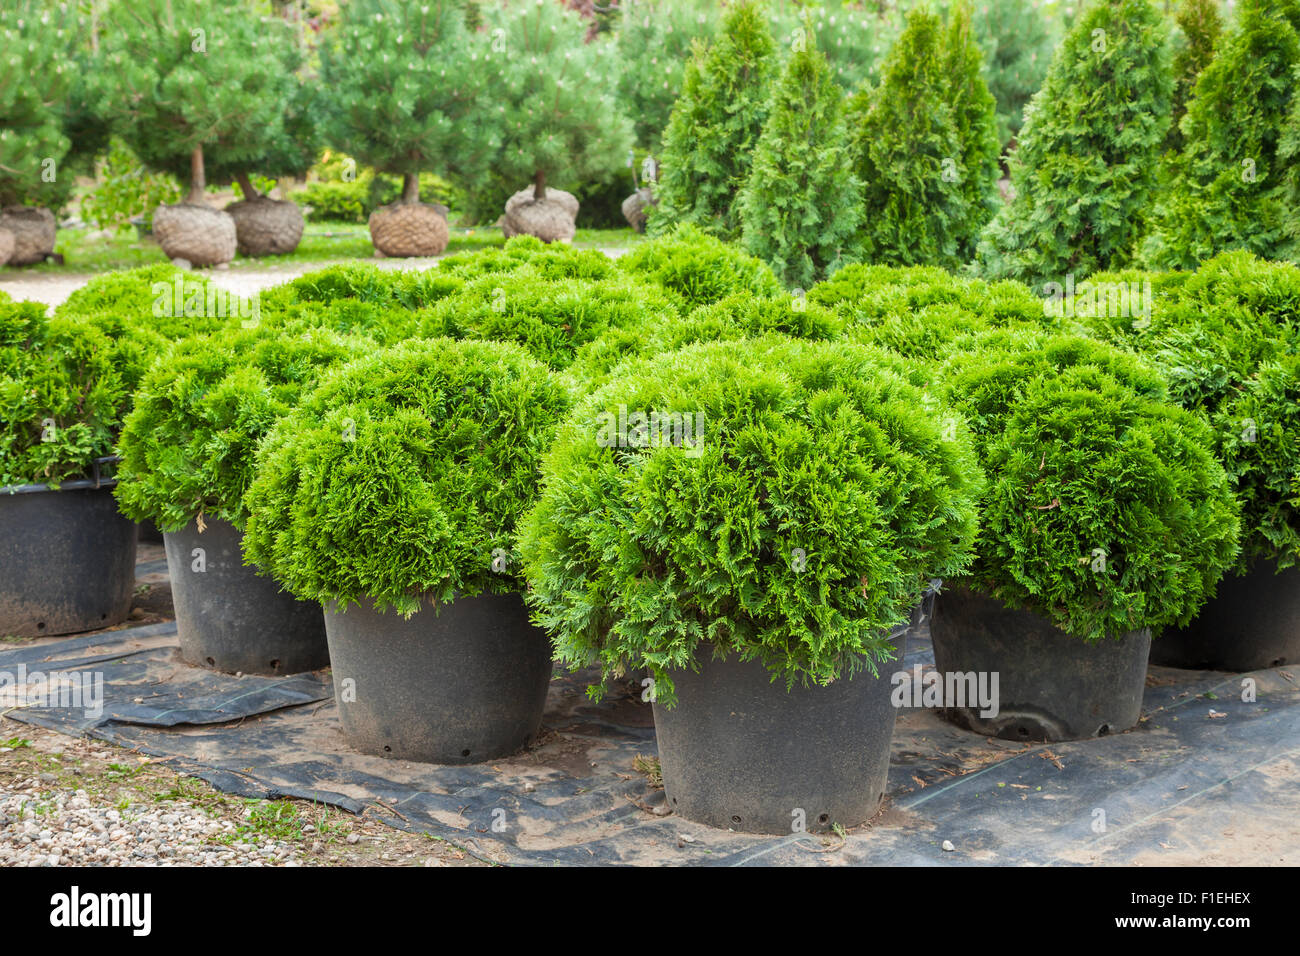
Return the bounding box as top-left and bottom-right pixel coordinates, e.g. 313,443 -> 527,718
295,167 -> 459,224
976,0 -> 1173,284
0,2 -> 75,208
114,322 -> 372,531
420,267 -> 679,372
766,2 -> 905,94
480,0 -> 633,203
968,0 -> 1060,146
1145,0 -> 1300,269
943,1 -> 1002,263
616,224 -> 783,309
92,0 -> 299,201
0,299 -> 128,487
615,0 -> 720,148
969,371 -> 1240,639
518,335 -> 984,702
241,339 -> 573,614
1166,0 -> 1223,153
320,0 -> 494,202
78,139 -> 183,234
568,288 -> 845,385
848,6 -> 995,268
437,235 -> 616,282
651,0 -> 777,239
1215,355 -> 1300,568
738,25 -> 861,288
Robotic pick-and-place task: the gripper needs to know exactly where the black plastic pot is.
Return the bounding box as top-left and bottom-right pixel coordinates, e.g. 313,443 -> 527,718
164,518 -> 327,675
322,591 -> 553,763
1152,558 -> 1300,670
136,519 -> 164,544
651,609 -> 919,835
929,584 -> 1151,742
0,480 -> 136,637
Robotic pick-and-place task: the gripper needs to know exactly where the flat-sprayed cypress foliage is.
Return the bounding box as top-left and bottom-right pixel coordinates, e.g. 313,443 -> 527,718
976,0 -> 1172,285
1145,0 -> 1300,269
1165,0 -> 1223,153
738,26 -> 861,288
651,1 -> 777,239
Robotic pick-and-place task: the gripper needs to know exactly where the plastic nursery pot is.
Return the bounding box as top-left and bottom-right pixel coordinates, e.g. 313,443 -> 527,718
1151,558 -> 1300,671
136,519 -> 164,544
163,518 -> 328,675
0,481 -> 137,638
929,584 -> 1151,742
651,607 -> 921,835
322,591 -> 553,764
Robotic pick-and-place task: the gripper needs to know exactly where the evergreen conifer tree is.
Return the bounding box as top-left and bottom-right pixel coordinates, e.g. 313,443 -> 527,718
1165,0 -> 1223,153
615,0 -> 718,150
943,0 -> 1002,262
848,7 -> 971,268
976,0 -> 1172,285
651,0 -> 777,239
738,21 -> 861,288
1145,0 -> 1300,269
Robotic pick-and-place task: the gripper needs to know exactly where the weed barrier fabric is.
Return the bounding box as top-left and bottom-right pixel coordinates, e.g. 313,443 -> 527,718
2,601 -> 1298,865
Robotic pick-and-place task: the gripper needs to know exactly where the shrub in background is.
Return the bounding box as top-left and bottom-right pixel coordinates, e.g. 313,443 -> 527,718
943,1 -> 1002,263
615,0 -> 719,149
738,25 -> 861,288
242,338 -> 573,614
651,0 -> 777,239
968,0 -> 1060,147
1145,0 -> 1300,269
1165,0 -> 1223,153
976,0 -> 1172,284
617,224 -> 783,309
519,335 -> 984,702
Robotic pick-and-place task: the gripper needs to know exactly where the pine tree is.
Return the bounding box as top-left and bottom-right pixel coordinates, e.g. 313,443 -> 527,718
943,0 -> 1002,262
976,0 -> 1173,285
848,7 -> 971,268
480,0 -> 632,207
615,0 -> 719,150
738,21 -> 862,289
0,2 -> 75,209
1145,0 -> 1300,269
651,0 -> 777,239
1166,0 -> 1223,153
92,0 -> 294,206
320,0 -> 493,207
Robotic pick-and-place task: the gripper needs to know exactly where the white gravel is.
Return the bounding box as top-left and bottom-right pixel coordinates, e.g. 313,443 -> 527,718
0,784 -> 306,867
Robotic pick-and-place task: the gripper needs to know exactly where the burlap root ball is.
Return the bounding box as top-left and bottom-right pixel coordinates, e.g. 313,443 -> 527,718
0,227 -> 15,267
368,202 -> 450,257
225,196 -> 305,257
502,187 -> 579,243
152,203 -> 238,267
0,206 -> 56,266
621,187 -> 657,233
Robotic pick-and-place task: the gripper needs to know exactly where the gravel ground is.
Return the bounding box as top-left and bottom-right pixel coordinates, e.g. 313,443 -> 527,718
0,717 -> 490,867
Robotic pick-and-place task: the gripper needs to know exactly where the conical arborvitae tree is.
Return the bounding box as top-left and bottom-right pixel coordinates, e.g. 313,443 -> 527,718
651,0 -> 777,239
942,1 -> 1003,263
976,0 -> 1173,285
848,7 -> 975,268
972,0 -> 1058,147
1165,0 -> 1223,153
738,25 -> 861,288
1145,0 -> 1300,270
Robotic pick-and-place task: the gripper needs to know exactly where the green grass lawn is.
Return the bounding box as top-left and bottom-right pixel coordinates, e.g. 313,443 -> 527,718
2,222 -> 645,275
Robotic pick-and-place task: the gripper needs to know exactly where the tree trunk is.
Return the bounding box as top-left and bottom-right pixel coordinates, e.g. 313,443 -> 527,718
402,172 -> 420,205
187,145 -> 207,205
533,169 -> 547,202
236,171 -> 261,202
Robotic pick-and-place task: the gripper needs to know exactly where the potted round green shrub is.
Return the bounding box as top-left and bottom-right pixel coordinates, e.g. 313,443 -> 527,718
114,322 -> 371,674
931,339 -> 1242,740
242,339 -> 572,763
519,336 -> 984,833
1071,252 -> 1300,669
1,300 -> 137,637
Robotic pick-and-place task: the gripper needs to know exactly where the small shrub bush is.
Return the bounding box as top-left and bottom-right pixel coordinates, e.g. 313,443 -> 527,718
242,339 -> 572,614
518,336 -> 985,702
970,373 -> 1240,639
114,322 -> 373,532
436,236 -> 615,282
0,300 -> 128,487
616,225 -> 783,309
